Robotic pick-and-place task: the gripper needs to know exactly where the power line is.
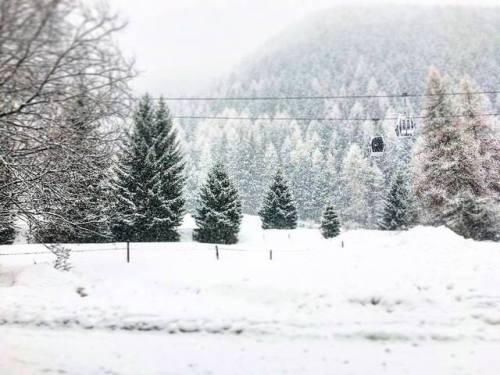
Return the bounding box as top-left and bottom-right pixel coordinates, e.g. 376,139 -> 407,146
171,113 -> 500,123
143,90 -> 500,102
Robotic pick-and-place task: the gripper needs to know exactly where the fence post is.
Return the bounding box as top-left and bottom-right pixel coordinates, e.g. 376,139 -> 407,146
269,249 -> 272,260
215,245 -> 219,260
127,241 -> 130,263
341,240 -> 344,249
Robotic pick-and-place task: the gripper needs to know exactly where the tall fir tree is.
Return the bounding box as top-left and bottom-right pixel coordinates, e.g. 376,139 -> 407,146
413,68 -> 497,240
458,76 -> 500,199
339,143 -> 371,227
111,132 -> 136,242
379,172 -> 410,230
321,202 -> 341,238
259,170 -> 298,229
32,87 -> 112,243
148,99 -> 185,241
413,68 -> 481,223
111,95 -> 185,242
0,146 -> 15,244
366,163 -> 386,228
454,77 -> 500,240
193,162 -> 242,244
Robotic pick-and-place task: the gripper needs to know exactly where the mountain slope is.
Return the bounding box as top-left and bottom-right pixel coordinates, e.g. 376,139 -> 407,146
206,5 -> 500,116
179,5 -> 500,220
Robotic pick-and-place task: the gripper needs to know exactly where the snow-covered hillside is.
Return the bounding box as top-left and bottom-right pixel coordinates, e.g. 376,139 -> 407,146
1,215 -> 499,374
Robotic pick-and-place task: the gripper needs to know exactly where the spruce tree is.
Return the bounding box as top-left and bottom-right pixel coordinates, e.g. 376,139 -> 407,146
321,203 -> 340,238
148,98 -> 185,241
413,68 -> 485,227
443,190 -> 499,241
379,172 -> 410,230
339,144 -> 371,227
259,170 -> 298,229
32,87 -> 112,243
111,95 -> 185,242
0,155 -> 15,245
193,162 -> 242,244
110,134 -> 136,242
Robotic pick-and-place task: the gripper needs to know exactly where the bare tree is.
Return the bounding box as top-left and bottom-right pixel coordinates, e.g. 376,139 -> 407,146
0,0 -> 135,241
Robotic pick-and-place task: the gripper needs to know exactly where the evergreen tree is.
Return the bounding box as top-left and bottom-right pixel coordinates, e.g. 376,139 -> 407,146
230,129 -> 264,215
413,68 -> 484,226
413,68 -> 498,240
111,133 -> 136,242
0,151 -> 15,245
111,95 -> 185,242
148,99 -> 185,241
457,76 -> 500,204
32,87 -> 112,243
259,170 -> 297,229
339,143 -> 371,227
443,191 -> 499,241
321,203 -> 341,238
379,172 -> 410,230
366,163 -> 386,228
193,162 -> 242,244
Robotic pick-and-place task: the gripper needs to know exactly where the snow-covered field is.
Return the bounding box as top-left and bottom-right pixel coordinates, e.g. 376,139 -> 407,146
1,216 -> 500,374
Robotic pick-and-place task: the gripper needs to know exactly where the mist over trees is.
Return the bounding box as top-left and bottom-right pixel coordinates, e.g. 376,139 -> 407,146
0,2 -> 498,244
174,6 -> 500,239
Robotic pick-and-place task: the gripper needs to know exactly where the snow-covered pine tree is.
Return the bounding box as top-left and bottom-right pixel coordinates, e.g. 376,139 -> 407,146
32,86 -> 112,243
148,98 -> 185,241
443,190 -> 499,241
413,68 -> 494,240
0,147 -> 15,244
230,128 -> 264,215
111,95 -> 185,242
321,202 -> 341,238
413,68 -> 477,224
379,172 -> 410,230
339,143 -> 371,228
193,162 -> 242,244
111,133 -> 136,242
259,170 -> 297,229
451,76 -> 500,240
366,163 -> 386,228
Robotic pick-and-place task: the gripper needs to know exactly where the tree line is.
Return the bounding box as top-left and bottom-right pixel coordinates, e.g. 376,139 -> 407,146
4,64 -> 498,246
0,2 -> 498,245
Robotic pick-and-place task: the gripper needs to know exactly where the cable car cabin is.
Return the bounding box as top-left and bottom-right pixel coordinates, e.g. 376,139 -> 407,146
395,114 -> 416,137
371,136 -> 385,156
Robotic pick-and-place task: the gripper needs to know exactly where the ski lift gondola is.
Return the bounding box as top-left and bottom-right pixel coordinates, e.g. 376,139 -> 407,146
371,136 -> 385,155
370,118 -> 385,156
395,93 -> 416,137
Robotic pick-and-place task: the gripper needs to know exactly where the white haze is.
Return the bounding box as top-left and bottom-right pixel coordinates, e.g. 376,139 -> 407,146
107,0 -> 500,96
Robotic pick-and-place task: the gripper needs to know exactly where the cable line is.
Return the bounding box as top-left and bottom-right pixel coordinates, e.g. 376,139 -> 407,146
141,90 -> 500,102
171,112 -> 500,123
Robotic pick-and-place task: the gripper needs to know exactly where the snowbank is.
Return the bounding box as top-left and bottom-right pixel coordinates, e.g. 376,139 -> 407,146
1,215 -> 499,373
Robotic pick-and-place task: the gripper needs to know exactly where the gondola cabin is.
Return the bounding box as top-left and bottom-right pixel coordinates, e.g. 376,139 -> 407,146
395,113 -> 416,137
371,136 -> 385,156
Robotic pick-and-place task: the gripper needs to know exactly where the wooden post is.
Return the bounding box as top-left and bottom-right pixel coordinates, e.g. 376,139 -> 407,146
269,249 -> 273,260
341,240 -> 344,248
127,241 -> 130,263
215,245 -> 219,260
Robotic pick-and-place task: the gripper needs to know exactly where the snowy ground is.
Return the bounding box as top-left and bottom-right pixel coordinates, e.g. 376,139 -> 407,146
1,216 -> 500,374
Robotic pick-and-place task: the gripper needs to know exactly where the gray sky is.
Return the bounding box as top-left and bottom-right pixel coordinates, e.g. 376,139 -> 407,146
107,0 -> 499,96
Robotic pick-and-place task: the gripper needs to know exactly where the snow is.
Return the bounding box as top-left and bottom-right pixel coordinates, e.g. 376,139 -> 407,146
1,215 -> 500,374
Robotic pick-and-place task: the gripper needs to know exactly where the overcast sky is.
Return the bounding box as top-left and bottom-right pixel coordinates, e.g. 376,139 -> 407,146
107,0 -> 499,96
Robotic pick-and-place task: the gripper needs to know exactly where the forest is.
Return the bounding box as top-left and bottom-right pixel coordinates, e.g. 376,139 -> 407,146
0,2 -> 499,246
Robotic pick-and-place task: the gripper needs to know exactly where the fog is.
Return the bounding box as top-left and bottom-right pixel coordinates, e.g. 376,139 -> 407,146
107,0 -> 499,96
